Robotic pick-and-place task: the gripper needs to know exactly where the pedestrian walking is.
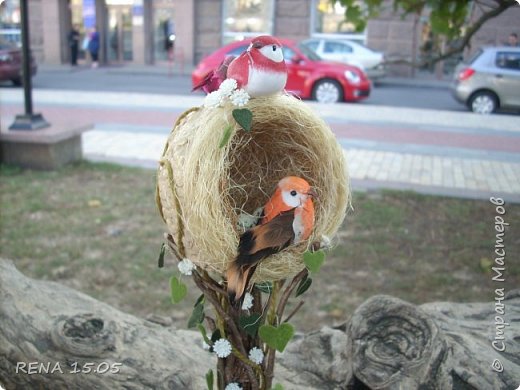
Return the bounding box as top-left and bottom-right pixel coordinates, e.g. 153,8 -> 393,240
68,25 -> 80,66
88,27 -> 100,68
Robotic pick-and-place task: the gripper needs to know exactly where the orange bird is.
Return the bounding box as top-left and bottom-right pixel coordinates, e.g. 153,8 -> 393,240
227,176 -> 316,305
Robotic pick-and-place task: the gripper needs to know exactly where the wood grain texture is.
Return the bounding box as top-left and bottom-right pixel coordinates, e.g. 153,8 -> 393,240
1,259 -> 518,389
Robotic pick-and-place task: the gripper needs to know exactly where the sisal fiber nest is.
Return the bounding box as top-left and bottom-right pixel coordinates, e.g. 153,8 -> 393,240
156,94 -> 350,282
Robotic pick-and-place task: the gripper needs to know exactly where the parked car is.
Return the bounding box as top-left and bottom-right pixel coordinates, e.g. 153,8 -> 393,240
192,38 -> 371,104
451,46 -> 520,114
302,38 -> 385,80
0,39 -> 37,86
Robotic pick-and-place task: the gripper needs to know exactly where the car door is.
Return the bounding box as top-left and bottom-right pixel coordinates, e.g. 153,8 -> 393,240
322,41 -> 364,69
494,51 -> 520,107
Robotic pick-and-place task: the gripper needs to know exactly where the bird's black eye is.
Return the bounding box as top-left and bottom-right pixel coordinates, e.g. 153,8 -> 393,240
290,190 -> 297,196
272,45 -> 276,51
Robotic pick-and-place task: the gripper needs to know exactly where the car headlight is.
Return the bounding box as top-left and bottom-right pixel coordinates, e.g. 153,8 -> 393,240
344,70 -> 360,84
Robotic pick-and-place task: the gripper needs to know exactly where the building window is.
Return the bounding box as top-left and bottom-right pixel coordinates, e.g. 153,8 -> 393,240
222,0 -> 274,44
153,5 -> 175,62
311,0 -> 365,43
0,0 -> 21,46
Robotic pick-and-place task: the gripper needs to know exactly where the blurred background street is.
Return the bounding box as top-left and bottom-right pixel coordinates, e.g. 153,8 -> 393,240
2,65 -> 519,201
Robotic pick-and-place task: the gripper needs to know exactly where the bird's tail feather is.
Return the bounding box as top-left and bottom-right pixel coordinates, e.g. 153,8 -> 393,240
227,262 -> 251,307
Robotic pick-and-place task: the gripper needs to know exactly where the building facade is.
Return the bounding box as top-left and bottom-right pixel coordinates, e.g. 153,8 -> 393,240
1,0 -> 518,77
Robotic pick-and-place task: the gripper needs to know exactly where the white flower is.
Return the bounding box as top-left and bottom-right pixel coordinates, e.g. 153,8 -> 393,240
213,338 -> 232,358
248,347 -> 264,365
218,78 -> 238,97
204,90 -> 224,108
320,235 -> 332,250
241,292 -> 254,311
230,89 -> 250,107
178,258 -> 195,275
225,383 -> 242,390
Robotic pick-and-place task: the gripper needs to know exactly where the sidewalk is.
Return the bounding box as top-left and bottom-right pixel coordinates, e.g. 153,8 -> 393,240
2,89 -> 519,202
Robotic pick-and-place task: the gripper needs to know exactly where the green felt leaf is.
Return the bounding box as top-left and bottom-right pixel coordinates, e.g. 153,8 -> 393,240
170,276 -> 187,304
239,314 -> 262,337
259,323 -> 294,353
232,108 -> 253,132
296,276 -> 312,297
157,243 -> 166,268
303,250 -> 325,273
187,301 -> 205,328
270,384 -> 284,390
206,369 -> 214,390
197,324 -> 211,345
255,281 -> 273,294
194,293 -> 205,307
219,124 -> 233,148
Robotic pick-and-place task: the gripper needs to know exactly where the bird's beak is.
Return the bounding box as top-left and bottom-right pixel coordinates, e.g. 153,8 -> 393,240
307,188 -> 318,199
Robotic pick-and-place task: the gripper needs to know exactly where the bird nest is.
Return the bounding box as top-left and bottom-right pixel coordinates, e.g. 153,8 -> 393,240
156,94 -> 350,282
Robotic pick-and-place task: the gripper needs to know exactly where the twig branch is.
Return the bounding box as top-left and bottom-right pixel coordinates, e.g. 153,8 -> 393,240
283,301 -> 305,324
276,269 -> 308,321
192,270 -> 258,389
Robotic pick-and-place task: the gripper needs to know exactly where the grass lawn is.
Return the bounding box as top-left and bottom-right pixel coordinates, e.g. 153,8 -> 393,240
1,162 -> 518,332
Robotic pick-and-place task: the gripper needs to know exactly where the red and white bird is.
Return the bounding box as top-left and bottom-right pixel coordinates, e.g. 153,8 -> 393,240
227,176 -> 316,305
193,35 -> 287,97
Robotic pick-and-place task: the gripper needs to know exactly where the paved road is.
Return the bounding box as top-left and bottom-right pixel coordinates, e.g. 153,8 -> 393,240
0,64 -> 465,112
2,88 -> 519,201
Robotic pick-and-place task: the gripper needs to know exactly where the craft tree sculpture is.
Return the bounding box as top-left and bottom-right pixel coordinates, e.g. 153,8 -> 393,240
155,36 -> 349,389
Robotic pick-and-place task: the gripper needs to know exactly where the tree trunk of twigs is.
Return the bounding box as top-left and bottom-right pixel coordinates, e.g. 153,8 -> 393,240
1,258 -> 519,389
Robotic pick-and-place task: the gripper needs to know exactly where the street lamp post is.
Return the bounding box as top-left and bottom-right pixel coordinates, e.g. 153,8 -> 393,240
8,0 -> 50,130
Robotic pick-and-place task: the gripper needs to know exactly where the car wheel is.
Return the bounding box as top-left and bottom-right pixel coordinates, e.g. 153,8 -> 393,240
468,91 -> 498,114
312,79 -> 343,103
11,77 -> 22,86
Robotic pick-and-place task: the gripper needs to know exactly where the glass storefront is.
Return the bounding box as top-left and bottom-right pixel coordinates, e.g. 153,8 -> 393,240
222,0 -> 274,43
107,4 -> 133,62
0,0 -> 21,46
153,1 -> 175,62
311,0 -> 365,43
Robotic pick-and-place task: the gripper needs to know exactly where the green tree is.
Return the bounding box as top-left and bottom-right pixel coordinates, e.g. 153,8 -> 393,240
335,0 -> 516,66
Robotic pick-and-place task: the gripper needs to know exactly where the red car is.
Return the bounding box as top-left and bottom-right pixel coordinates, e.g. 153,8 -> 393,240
0,39 -> 37,86
192,38 -> 371,104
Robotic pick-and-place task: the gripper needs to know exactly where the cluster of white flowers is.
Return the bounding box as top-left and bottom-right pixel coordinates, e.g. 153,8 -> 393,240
213,338 -> 232,358
248,347 -> 264,365
177,258 -> 195,276
225,383 -> 242,390
229,89 -> 250,107
241,292 -> 254,311
204,78 -> 250,108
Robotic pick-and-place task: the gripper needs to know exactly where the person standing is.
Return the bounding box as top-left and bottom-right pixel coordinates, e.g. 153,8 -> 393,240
87,27 -> 100,68
505,33 -> 519,47
68,25 -> 80,66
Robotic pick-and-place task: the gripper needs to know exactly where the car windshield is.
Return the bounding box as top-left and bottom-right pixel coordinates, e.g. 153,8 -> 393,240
297,43 -> 321,61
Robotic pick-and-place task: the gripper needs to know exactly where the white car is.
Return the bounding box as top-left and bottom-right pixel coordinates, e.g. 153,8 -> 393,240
303,38 -> 386,80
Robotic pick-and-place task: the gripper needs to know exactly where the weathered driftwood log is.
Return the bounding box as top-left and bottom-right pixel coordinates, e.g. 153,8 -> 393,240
344,294 -> 520,390
1,259 -> 519,390
0,259 -> 328,390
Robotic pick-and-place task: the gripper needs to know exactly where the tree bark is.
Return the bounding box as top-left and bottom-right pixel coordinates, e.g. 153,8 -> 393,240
1,259 -> 519,389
